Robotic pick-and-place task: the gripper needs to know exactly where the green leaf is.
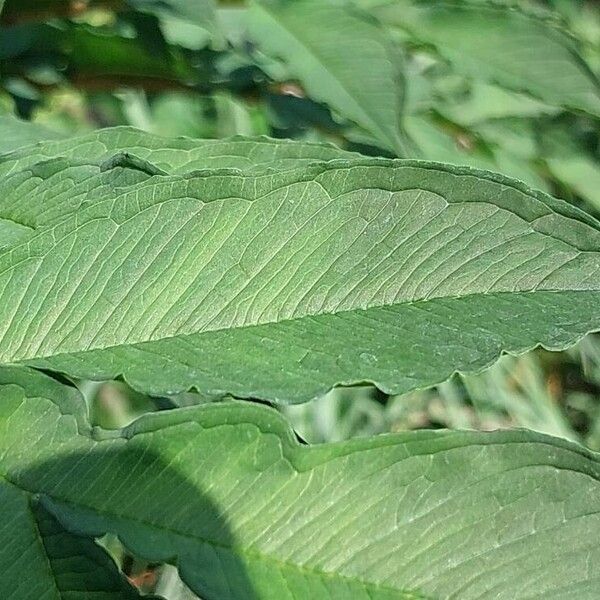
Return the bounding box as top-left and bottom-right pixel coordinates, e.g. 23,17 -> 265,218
130,0 -> 225,49
0,137 -> 599,403
437,82 -> 559,126
403,114 -> 497,171
404,114 -> 549,192
28,503 -> 149,599
0,216 -> 33,249
1,20 -> 200,89
547,155 -> 600,214
537,122 -> 600,215
247,0 -> 409,155
367,0 -> 600,116
3,368 -> 600,599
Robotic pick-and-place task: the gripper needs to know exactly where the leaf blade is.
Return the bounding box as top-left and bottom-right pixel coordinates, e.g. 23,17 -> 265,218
3,371 -> 600,599
0,125 -> 356,175
0,372 -> 145,600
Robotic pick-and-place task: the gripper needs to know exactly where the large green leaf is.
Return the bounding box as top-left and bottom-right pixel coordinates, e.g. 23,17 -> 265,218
3,369 -> 600,599
365,0 -> 600,116
247,0 -> 409,155
0,139 -> 599,403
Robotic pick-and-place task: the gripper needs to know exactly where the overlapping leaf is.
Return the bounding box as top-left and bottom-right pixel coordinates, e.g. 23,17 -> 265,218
0,132 -> 598,402
3,368 -> 600,599
0,125 -> 355,176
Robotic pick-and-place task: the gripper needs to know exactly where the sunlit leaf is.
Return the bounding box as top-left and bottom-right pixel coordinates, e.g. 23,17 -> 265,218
0,131 -> 598,403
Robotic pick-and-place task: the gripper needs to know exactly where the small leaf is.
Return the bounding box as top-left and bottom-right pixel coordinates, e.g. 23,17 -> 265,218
247,0 -> 410,154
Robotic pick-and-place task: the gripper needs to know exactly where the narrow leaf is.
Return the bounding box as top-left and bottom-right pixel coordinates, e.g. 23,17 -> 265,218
247,0 -> 409,154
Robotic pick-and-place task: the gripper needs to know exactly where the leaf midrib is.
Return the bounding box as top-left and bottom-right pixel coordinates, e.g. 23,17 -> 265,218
16,288 -> 599,366
2,176 -> 597,362
2,386 -> 600,598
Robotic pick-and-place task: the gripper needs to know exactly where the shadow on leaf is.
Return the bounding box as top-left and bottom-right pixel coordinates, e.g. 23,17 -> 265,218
19,445 -> 259,600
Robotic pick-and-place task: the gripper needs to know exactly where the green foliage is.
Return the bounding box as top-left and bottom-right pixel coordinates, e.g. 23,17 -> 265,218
1,0 -> 600,598
367,0 -> 600,116
0,125 -> 354,171
3,0 -> 600,211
